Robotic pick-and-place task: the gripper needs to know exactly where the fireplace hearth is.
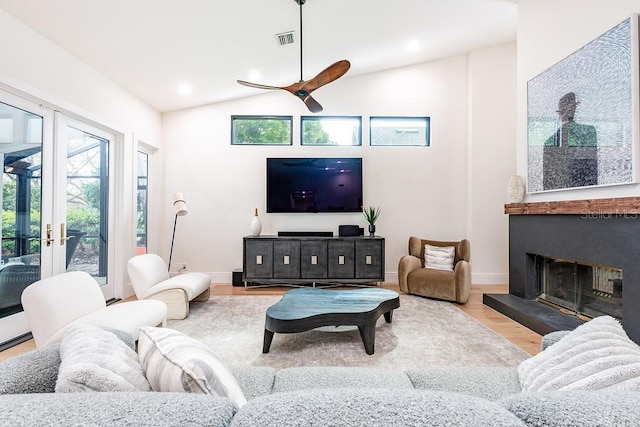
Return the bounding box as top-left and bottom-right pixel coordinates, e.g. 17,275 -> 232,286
484,197 -> 640,343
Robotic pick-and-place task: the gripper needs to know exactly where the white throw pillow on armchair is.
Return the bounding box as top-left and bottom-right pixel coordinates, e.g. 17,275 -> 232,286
424,244 -> 455,271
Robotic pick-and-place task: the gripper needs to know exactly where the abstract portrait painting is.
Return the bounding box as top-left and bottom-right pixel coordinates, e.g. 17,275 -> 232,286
527,16 -> 639,193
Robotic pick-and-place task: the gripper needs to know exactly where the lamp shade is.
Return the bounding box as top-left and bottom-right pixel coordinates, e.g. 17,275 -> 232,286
172,192 -> 188,216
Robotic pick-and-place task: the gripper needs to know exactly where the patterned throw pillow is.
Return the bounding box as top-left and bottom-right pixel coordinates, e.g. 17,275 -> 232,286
55,324 -> 151,392
137,326 -> 247,407
424,244 -> 455,271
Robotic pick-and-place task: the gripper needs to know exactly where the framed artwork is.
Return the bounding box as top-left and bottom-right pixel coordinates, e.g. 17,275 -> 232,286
527,16 -> 639,193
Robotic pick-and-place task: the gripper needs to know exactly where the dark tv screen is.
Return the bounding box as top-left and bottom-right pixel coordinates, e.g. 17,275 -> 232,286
267,158 -> 363,213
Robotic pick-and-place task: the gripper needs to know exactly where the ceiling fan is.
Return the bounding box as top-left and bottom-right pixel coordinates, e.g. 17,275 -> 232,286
236,0 -> 350,113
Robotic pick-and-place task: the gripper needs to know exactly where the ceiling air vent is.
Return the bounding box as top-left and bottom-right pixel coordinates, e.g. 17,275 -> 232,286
276,31 -> 296,46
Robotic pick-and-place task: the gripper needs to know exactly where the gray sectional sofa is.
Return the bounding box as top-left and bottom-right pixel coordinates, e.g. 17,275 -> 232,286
1,328 -> 640,426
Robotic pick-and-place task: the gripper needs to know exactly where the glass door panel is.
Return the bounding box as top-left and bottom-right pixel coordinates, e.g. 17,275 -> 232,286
136,151 -> 148,255
63,125 -> 110,287
0,101 -> 43,320
0,92 -> 53,346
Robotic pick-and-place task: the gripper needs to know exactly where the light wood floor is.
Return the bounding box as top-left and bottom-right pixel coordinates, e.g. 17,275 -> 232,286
0,283 -> 541,362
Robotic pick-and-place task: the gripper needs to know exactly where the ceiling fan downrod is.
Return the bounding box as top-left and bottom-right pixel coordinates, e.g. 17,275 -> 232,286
296,0 -> 305,83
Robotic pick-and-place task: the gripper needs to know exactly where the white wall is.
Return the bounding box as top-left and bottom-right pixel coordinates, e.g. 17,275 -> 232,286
0,7 -> 519,287
517,0 -> 640,201
0,9 -> 161,146
469,44 -> 518,284
163,46 -> 517,284
0,9 -> 162,297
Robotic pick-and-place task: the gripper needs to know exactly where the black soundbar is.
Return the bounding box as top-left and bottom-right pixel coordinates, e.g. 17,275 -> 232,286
277,231 -> 334,237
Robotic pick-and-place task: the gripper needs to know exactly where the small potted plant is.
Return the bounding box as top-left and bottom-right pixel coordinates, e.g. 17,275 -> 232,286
362,206 -> 381,237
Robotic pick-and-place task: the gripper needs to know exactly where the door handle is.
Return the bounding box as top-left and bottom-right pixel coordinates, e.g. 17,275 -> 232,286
60,223 -> 66,245
45,223 -> 54,246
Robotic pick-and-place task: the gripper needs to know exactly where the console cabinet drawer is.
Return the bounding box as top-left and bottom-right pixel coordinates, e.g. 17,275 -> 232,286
274,240 -> 301,279
301,240 -> 328,279
244,240 -> 273,279
355,239 -> 385,279
328,240 -> 355,278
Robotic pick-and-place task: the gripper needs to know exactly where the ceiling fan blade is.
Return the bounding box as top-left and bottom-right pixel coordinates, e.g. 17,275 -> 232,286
237,80 -> 283,91
303,95 -> 323,113
301,60 -> 351,94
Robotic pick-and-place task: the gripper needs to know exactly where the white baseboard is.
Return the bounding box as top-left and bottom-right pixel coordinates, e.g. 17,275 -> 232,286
208,272 -> 233,283
471,273 -> 508,285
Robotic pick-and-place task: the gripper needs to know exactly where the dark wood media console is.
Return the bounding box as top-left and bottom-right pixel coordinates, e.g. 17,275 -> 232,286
243,235 -> 385,287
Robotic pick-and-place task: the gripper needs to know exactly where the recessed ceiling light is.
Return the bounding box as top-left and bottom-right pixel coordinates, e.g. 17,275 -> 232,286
248,70 -> 261,81
177,83 -> 192,95
406,40 -> 420,53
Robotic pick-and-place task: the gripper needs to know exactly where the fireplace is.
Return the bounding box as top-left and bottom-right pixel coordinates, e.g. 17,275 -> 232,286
484,197 -> 640,343
536,255 -> 622,320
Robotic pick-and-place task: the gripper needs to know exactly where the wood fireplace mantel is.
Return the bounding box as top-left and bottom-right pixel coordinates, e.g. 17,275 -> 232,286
504,196 -> 640,215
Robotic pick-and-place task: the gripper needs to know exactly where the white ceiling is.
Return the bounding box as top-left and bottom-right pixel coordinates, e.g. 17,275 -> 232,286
0,0 -> 518,113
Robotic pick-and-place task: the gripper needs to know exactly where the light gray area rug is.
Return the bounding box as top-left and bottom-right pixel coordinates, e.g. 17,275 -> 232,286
167,294 -> 530,370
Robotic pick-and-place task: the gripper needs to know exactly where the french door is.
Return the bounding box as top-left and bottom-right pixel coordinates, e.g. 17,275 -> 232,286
55,114 -> 114,296
0,92 -> 115,345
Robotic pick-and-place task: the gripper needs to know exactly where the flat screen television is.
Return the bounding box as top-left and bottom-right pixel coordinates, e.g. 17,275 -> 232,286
267,158 -> 363,213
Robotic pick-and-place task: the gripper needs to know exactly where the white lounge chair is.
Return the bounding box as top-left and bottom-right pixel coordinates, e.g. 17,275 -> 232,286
127,253 -> 211,320
21,271 -> 167,347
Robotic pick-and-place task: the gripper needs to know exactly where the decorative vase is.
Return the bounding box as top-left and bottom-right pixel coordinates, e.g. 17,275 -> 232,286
250,208 -> 262,236
507,175 -> 525,203
368,224 -> 376,237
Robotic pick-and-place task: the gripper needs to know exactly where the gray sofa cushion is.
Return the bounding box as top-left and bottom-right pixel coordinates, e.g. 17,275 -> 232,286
230,366 -> 276,400
0,392 -> 237,427
540,331 -> 570,351
499,391 -> 640,427
0,344 -> 61,394
272,367 -> 413,393
231,388 -> 526,427
407,366 -> 522,400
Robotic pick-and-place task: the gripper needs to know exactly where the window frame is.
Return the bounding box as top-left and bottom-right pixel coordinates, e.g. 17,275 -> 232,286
369,116 -> 431,147
231,115 -> 293,145
300,115 -> 362,146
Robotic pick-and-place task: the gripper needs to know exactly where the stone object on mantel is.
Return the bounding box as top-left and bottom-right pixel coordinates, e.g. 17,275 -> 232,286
504,196 -> 640,215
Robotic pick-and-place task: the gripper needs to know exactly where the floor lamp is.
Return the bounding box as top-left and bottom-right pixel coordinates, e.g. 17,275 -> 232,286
168,192 -> 188,272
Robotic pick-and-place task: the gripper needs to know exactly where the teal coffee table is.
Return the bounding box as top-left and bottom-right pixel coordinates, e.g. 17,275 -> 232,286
263,287 -> 400,355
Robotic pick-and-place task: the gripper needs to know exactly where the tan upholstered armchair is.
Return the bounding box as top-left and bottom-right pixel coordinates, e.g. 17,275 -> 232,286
398,237 -> 471,304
